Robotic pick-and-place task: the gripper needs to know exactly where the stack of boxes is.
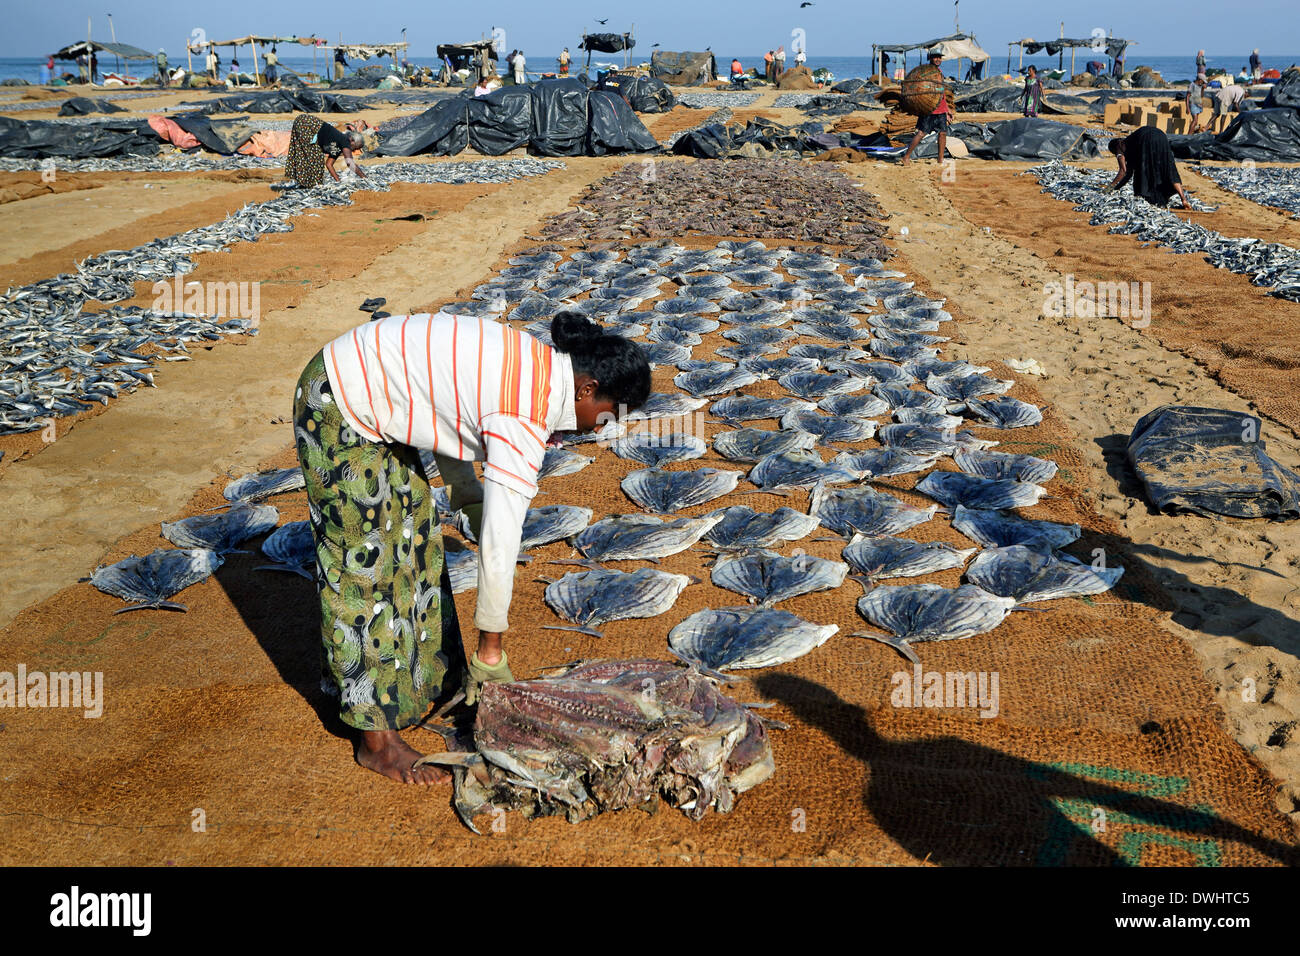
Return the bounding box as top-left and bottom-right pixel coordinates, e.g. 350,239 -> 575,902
1102,96 -> 1232,135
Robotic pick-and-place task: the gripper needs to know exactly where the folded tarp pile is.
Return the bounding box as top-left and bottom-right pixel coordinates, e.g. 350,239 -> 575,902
0,116 -> 159,158
954,80 -> 1095,115
1171,108 -> 1300,162
58,97 -> 126,116
1128,405 -> 1300,519
673,116 -> 888,159
376,79 -> 657,156
961,117 -> 1102,160
594,73 -> 675,113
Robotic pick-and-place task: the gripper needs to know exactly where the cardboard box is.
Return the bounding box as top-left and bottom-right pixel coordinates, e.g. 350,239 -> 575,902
1104,102 -> 1125,126
1167,116 -> 1187,135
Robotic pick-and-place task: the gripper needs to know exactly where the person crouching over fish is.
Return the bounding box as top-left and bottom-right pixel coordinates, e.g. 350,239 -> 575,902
1104,127 -> 1193,209
284,114 -> 366,188
293,311 -> 651,783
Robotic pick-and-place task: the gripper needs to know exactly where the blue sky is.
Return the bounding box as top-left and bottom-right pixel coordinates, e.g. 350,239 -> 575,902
6,0 -> 1298,58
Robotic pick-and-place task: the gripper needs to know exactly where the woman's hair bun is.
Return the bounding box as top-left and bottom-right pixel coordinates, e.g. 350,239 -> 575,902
550,310 -> 605,351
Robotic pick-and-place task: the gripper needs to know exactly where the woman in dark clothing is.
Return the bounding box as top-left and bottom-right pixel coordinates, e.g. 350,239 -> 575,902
1106,127 -> 1193,208
284,115 -> 366,188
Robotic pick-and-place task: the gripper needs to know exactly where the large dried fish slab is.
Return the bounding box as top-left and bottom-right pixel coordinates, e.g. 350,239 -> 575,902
91,548 -> 223,613
714,427 -> 817,462
574,513 -> 724,562
161,502 -> 279,554
670,607 -> 837,671
842,534 -> 976,583
811,484 -> 938,538
951,505 -> 1081,551
622,467 -> 742,513
853,584 -> 1015,663
915,472 -> 1048,511
701,506 -> 820,551
965,546 -> 1123,605
543,568 -> 691,636
711,551 -> 849,607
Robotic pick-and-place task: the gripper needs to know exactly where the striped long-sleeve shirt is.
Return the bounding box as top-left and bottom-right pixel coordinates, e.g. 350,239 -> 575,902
324,313 -> 576,632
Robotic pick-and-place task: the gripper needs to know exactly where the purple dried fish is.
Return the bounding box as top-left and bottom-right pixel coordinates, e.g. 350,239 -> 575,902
161,502 -> 279,554
256,520 -> 314,579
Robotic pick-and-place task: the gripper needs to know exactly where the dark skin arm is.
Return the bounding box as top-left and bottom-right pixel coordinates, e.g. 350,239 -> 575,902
324,147 -> 366,182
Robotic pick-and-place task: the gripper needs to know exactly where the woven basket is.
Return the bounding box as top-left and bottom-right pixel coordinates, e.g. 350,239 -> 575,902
899,63 -> 948,117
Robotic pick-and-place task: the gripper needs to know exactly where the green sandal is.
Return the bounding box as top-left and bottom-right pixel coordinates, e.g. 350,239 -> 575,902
465,650 -> 514,705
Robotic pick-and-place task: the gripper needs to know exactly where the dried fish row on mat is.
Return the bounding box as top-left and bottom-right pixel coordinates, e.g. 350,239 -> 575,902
538,446 -> 594,481
674,366 -> 762,397
224,467 -> 305,503
612,432 -> 707,466
622,467 -> 742,513
714,427 -> 817,463
843,535 -> 977,583
778,371 -> 866,400
749,450 -> 865,491
965,396 -> 1044,429
831,448 -> 940,479
642,342 -> 694,367
811,483 -> 939,538
779,408 -> 879,445
964,546 -> 1123,605
574,513 -> 725,562
624,392 -> 708,422
953,448 -> 1058,485
701,506 -> 820,551
817,392 -> 890,418
542,568 -> 691,637
915,472 -> 1049,511
951,505 -> 1081,551
852,584 -> 1016,663
878,424 -> 998,456
419,659 -> 773,831
91,548 -> 224,614
710,395 -> 814,424
710,551 -> 849,607
670,607 -> 838,671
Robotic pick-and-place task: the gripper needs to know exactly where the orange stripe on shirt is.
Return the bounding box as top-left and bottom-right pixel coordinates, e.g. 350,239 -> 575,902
483,428 -> 543,461
483,461 -> 537,488
424,318 -> 439,453
351,328 -> 379,428
504,325 -> 523,416
400,317 -> 414,446
531,340 -> 553,425
374,320 -> 394,422
328,342 -> 382,440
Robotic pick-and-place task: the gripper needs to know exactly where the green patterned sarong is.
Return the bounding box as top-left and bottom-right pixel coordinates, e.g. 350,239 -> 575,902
293,351 -> 466,731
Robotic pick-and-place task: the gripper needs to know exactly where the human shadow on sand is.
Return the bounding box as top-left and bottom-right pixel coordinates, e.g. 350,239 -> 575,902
754,674 -> 1300,866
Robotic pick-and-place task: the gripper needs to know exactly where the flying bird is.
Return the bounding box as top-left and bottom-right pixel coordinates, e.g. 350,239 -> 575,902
596,18 -> 609,24
651,43 -> 660,48
801,1 -> 814,6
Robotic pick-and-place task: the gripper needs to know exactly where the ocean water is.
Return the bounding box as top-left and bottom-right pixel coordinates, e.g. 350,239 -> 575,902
0,52 -> 1294,86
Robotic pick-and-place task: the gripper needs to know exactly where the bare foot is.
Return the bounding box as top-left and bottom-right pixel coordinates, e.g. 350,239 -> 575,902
901,157 -> 911,167
355,729 -> 450,785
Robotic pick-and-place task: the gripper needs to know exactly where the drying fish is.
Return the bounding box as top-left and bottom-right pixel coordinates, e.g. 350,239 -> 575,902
966,396 -> 1044,429
539,446 -> 594,481
622,467 -> 742,513
720,307 -> 788,327
519,506 -> 593,551
710,395 -> 813,424
640,342 -> 692,368
878,424 -> 997,456
721,326 -> 796,346
161,502 -> 279,554
873,384 -> 947,413
916,472 -> 1048,511
509,296 -> 566,323
659,315 -> 720,336
853,584 -> 1016,663
872,328 -> 949,348
718,293 -> 770,312
893,408 -> 964,429
649,323 -> 703,347
926,373 -> 1014,408
669,607 -> 838,671
613,432 -> 707,466
445,547 -> 478,593
870,313 -> 940,333
574,512 -> 724,562
543,568 -> 691,637
788,344 -> 871,364
426,659 -> 772,830
256,521 -> 315,579
843,535 -> 976,583
717,342 -> 778,362
951,505 -> 1081,551
679,273 -> 732,294
91,548 -> 224,614
871,341 -> 940,363
831,448 -> 939,478
727,267 -> 783,285
855,361 -> 916,386
711,551 -> 849,607
965,546 -> 1124,605
953,448 -> 1058,484
905,358 -> 990,380
811,483 -> 938,538
654,296 -> 720,316
674,366 -> 761,397
738,357 -> 818,379
701,506 -> 820,551
780,409 -> 878,445
714,427 -> 817,462
778,371 -> 865,400
791,308 -> 858,327
817,392 -> 889,418
749,450 -> 864,491
625,392 -> 708,422
223,467 -> 305,503
792,322 -> 873,343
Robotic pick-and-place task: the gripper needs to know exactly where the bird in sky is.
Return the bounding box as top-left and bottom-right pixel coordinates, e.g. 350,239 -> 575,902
596,18 -> 609,24
801,1 -> 814,7
651,43 -> 660,48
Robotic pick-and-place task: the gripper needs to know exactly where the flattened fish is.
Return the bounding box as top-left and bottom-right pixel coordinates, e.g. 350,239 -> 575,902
779,409 -> 878,445
161,502 -> 279,554
831,448 -> 939,479
965,545 -> 1124,605
446,547 -> 477,593
669,606 -> 838,671
520,505 -> 594,551
817,392 -> 890,418
714,427 -> 817,462
538,446 -> 594,481
701,506 -> 820,551
622,467 -> 742,512
873,384 -> 947,413
711,551 -> 849,607
710,395 -> 814,424
953,448 -> 1058,484
674,366 -> 761,397
613,432 -> 707,466
749,450 -> 863,491
842,534 -> 976,583
544,568 -> 691,637
811,483 -> 938,538
878,424 -> 998,456
951,505 -> 1081,550
625,392 -> 708,422
91,548 -> 224,614
853,584 -> 1016,663
778,371 -> 866,400
256,520 -> 315,579
574,513 -> 725,562
915,472 -> 1048,510
224,467 -> 304,503
965,396 -> 1043,429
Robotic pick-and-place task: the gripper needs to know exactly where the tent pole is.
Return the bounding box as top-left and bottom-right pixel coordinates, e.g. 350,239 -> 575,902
251,39 -> 261,85
1070,47 -> 1075,77
1058,22 -> 1063,71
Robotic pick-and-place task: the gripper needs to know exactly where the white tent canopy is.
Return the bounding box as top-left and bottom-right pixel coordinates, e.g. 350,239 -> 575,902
929,37 -> 990,63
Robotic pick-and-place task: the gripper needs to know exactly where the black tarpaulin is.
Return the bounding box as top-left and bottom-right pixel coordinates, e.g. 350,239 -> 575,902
375,96 -> 469,156
467,87 -> 532,154
1128,405 -> 1300,519
587,89 -> 659,154
55,40 -> 153,61
58,97 -> 125,116
1264,67 -> 1300,109
596,74 -> 675,112
0,115 -> 159,158
964,117 -> 1100,160
580,33 -> 635,53
169,114 -> 253,154
1169,109 -> 1300,162
530,77 -> 591,155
